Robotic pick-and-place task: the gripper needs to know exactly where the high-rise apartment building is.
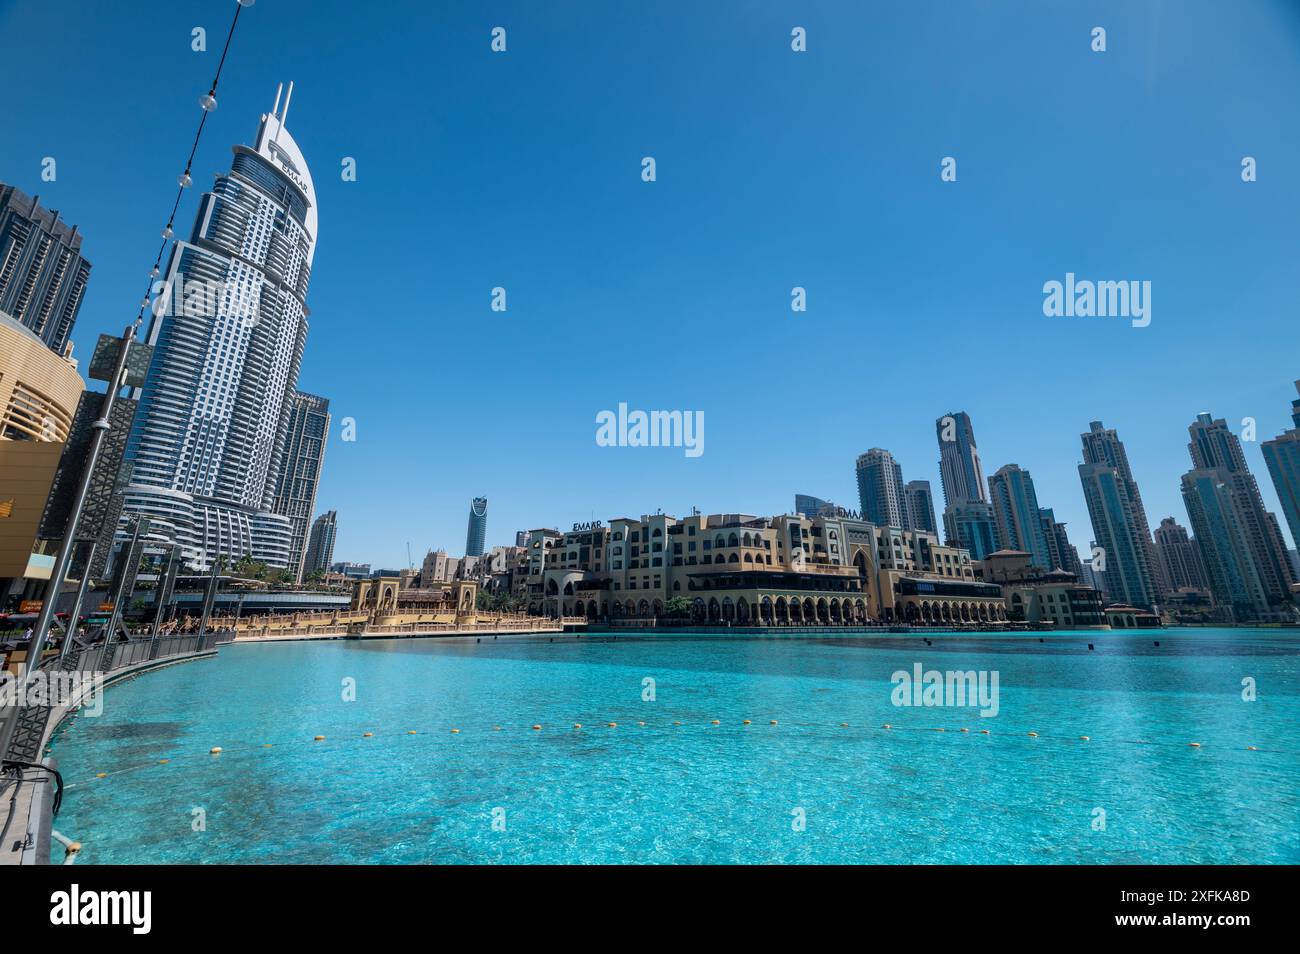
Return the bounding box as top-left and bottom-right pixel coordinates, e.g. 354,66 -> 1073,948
121,85 -> 317,570
987,464 -> 1052,570
855,449 -> 909,529
935,411 -> 998,558
1180,470 -> 1273,621
1261,381 -> 1300,555
0,184 -> 91,355
1077,420 -> 1163,610
466,497 -> 488,556
904,480 -> 937,535
1037,508 -> 1081,576
1152,516 -> 1208,593
272,390 -> 330,580
936,411 -> 986,507
302,510 -> 337,578
1184,412 -> 1294,608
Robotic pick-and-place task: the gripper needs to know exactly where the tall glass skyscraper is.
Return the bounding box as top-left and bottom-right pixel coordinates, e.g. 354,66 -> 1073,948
987,464 -> 1052,570
1184,412 -> 1294,610
303,510 -> 337,578
466,497 -> 488,556
122,85 -> 317,570
935,411 -> 998,557
1077,420 -> 1163,609
855,448 -> 909,529
1262,381 -> 1300,555
272,390 -> 331,580
904,480 -> 937,534
0,183 -> 92,355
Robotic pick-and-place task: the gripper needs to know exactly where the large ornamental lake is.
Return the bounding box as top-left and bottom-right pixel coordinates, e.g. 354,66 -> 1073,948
48,629 -> 1299,864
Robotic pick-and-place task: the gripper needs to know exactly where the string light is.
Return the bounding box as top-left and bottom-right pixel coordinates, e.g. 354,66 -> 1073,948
136,0 -> 250,323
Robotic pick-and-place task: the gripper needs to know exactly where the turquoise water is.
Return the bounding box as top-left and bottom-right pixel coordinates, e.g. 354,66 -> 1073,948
48,629 -> 1300,864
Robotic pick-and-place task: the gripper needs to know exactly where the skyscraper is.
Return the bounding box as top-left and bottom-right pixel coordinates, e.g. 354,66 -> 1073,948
1180,470 -> 1272,621
935,412 -> 998,557
1184,412 -> 1294,607
1038,508 -> 1081,576
855,449 -> 909,528
936,411 -> 986,506
121,84 -> 317,570
0,184 -> 92,355
302,510 -> 337,578
1261,381 -> 1300,554
466,497 -> 488,556
272,390 -> 331,580
1153,516 -> 1208,593
1077,420 -> 1162,609
987,464 -> 1052,570
904,480 -> 937,534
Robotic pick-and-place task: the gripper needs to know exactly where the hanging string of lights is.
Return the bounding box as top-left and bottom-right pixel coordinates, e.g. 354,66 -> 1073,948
136,0 -> 255,324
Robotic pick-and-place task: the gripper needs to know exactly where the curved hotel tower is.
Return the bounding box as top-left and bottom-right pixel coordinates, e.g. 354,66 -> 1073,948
122,84 -> 316,569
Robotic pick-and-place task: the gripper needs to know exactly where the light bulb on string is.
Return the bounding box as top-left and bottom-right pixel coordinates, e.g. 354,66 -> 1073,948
177,171 -> 193,188
199,92 -> 218,112
161,225 -> 174,240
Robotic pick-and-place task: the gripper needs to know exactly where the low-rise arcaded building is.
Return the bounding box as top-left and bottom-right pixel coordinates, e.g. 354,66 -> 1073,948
521,509 -> 1006,625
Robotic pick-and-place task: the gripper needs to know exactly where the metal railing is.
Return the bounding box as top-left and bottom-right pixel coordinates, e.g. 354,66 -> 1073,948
2,631 -> 222,765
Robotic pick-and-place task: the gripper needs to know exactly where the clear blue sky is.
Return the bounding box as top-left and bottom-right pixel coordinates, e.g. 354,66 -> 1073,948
3,0 -> 1298,568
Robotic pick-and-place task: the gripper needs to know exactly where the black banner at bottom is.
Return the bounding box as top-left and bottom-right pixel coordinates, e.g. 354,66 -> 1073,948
10,864 -> 1283,940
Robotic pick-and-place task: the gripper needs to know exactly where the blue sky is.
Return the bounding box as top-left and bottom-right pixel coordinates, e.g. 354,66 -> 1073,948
2,0 -> 1298,567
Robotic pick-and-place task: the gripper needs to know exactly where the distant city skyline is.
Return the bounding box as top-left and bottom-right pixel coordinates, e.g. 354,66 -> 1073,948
3,0 -> 1297,567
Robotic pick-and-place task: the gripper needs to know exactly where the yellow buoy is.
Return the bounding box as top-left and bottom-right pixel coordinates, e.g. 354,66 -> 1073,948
1080,736 -> 1090,741
158,759 -> 169,764
532,724 -> 542,731
935,727 -> 945,732
607,722 -> 617,728
209,747 -> 223,754
407,730 -> 417,735
362,732 -> 373,737
769,720 -> 778,725
313,735 -> 326,741
573,723 -> 582,729
262,743 -> 273,748
1027,731 -> 1039,737
711,719 -> 720,725
450,728 -> 460,734
95,772 -> 107,778
673,721 -> 682,726
1247,745 -> 1258,751
743,719 -> 751,725
1188,742 -> 1201,748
